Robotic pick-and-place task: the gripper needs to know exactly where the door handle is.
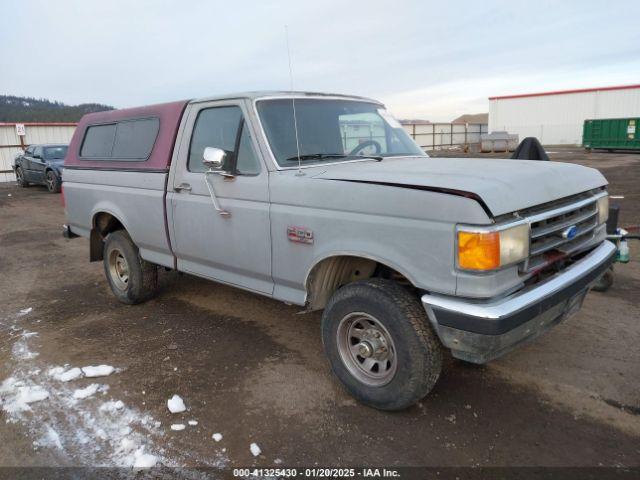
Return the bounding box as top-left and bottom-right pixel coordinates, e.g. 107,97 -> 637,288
175,183 -> 192,192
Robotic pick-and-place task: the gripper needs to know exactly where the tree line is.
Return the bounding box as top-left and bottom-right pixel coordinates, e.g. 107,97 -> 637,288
0,95 -> 113,122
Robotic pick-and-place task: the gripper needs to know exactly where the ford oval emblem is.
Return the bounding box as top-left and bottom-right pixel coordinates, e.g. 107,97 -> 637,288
562,225 -> 578,239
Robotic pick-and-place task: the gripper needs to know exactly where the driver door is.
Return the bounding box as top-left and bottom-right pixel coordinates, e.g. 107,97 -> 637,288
168,100 -> 273,295
30,146 -> 47,183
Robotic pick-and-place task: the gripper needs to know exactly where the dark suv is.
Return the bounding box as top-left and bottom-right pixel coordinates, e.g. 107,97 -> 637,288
14,144 -> 68,193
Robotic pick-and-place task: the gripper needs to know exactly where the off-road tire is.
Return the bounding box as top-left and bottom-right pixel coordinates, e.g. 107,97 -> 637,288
103,230 -> 158,304
15,167 -> 29,187
321,278 -> 443,410
45,170 -> 61,193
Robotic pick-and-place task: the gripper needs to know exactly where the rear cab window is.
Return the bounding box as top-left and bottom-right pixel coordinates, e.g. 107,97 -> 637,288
80,118 -> 159,160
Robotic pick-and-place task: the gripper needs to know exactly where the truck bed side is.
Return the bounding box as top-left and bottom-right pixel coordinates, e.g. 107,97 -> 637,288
63,100 -> 188,267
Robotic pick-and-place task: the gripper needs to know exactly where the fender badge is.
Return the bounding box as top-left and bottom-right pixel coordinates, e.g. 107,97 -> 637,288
562,225 -> 578,239
287,226 -> 314,244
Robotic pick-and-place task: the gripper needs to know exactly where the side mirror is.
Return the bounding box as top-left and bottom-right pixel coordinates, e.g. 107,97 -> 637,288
203,147 -> 227,170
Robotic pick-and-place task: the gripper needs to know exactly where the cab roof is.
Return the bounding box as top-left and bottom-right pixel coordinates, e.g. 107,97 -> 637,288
190,90 -> 383,105
65,92 -> 384,171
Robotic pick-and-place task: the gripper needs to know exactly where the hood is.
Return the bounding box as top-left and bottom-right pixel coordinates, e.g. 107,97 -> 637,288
310,156 -> 607,217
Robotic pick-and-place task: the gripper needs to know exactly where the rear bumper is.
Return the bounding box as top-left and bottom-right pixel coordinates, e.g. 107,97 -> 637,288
421,241 -> 616,363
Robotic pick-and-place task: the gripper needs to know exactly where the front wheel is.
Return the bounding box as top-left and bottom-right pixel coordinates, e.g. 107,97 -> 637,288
321,279 -> 443,410
103,230 -> 158,304
45,171 -> 61,193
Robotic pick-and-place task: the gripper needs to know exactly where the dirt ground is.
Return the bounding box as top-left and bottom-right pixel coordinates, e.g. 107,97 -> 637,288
0,147 -> 639,472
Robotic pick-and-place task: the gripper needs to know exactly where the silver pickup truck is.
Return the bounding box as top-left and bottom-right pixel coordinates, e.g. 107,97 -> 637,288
63,91 -> 615,410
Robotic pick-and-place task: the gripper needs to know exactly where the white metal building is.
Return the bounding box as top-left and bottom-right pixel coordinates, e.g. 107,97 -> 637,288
0,123 -> 76,182
488,84 -> 640,145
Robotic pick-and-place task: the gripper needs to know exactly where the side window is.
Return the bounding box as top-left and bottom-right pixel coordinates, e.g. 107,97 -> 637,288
112,118 -> 159,159
188,106 -> 242,173
81,124 -> 116,158
80,118 -> 159,160
235,124 -> 261,175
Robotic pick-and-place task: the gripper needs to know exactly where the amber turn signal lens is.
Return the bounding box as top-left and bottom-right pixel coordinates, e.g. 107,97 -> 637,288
458,231 -> 501,270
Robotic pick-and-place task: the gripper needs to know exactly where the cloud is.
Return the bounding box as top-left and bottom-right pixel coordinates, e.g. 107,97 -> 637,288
1,0 -> 639,119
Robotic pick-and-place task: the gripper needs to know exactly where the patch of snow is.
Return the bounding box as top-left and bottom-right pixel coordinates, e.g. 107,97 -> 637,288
250,442 -> 262,457
188,420 -> 198,426
133,447 -> 158,468
167,394 -> 186,413
36,426 -> 63,450
18,307 -> 33,316
51,367 -> 83,382
1,382 -> 49,414
212,433 -> 223,442
99,400 -> 125,413
72,384 -> 101,399
170,424 -> 185,431
47,367 -> 65,376
120,437 -> 136,453
0,315 -> 224,468
12,335 -> 39,360
274,458 -> 283,465
81,365 -> 115,378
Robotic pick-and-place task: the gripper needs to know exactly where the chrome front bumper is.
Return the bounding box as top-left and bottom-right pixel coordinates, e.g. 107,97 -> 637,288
421,241 -> 617,364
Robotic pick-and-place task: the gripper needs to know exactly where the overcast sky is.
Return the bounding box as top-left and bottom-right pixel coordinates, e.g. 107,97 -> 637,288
2,0 -> 639,121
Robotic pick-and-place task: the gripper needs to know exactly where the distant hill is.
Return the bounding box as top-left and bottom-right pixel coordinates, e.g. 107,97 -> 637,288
452,113 -> 488,124
0,95 -> 114,122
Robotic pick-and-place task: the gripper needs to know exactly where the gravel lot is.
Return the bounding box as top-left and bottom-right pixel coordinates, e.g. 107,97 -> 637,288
0,147 -> 638,471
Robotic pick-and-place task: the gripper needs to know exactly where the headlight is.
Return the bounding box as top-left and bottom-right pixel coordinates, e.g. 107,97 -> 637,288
597,195 -> 609,225
457,222 -> 530,271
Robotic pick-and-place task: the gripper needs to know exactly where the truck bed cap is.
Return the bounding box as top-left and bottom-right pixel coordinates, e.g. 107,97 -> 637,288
65,100 -> 188,171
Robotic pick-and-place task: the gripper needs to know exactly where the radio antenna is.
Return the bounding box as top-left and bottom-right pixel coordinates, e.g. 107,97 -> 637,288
285,25 -> 303,176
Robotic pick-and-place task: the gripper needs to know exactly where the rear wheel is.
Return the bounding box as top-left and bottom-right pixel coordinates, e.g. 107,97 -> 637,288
321,278 -> 443,410
45,171 -> 61,193
103,230 -> 158,304
15,167 -> 29,187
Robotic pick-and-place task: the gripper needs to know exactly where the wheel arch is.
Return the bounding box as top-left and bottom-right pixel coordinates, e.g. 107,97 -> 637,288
89,209 -> 129,262
304,252 -> 416,311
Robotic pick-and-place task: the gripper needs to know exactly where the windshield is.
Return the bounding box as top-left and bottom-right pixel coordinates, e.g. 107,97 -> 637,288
43,146 -> 68,160
256,99 -> 426,167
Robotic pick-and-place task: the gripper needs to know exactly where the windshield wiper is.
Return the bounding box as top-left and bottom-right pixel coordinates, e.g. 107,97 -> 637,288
285,153 -> 383,162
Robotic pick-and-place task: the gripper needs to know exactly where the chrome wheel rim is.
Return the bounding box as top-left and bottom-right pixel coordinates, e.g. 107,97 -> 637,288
108,249 -> 129,290
16,168 -> 23,184
46,172 -> 55,191
337,312 -> 397,386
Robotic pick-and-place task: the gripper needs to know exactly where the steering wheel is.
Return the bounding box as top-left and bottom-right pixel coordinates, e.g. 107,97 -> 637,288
349,140 -> 382,156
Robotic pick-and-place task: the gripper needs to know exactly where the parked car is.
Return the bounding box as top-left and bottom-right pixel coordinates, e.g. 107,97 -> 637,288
14,143 -> 68,193
62,92 -> 615,410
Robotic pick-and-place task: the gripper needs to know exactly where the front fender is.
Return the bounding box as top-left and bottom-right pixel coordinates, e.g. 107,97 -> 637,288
270,203 -> 458,306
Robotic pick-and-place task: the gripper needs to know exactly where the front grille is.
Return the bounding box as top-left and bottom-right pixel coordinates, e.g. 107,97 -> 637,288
520,191 -> 602,272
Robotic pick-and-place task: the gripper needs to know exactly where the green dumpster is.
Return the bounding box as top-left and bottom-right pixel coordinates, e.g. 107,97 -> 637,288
583,118 -> 640,151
